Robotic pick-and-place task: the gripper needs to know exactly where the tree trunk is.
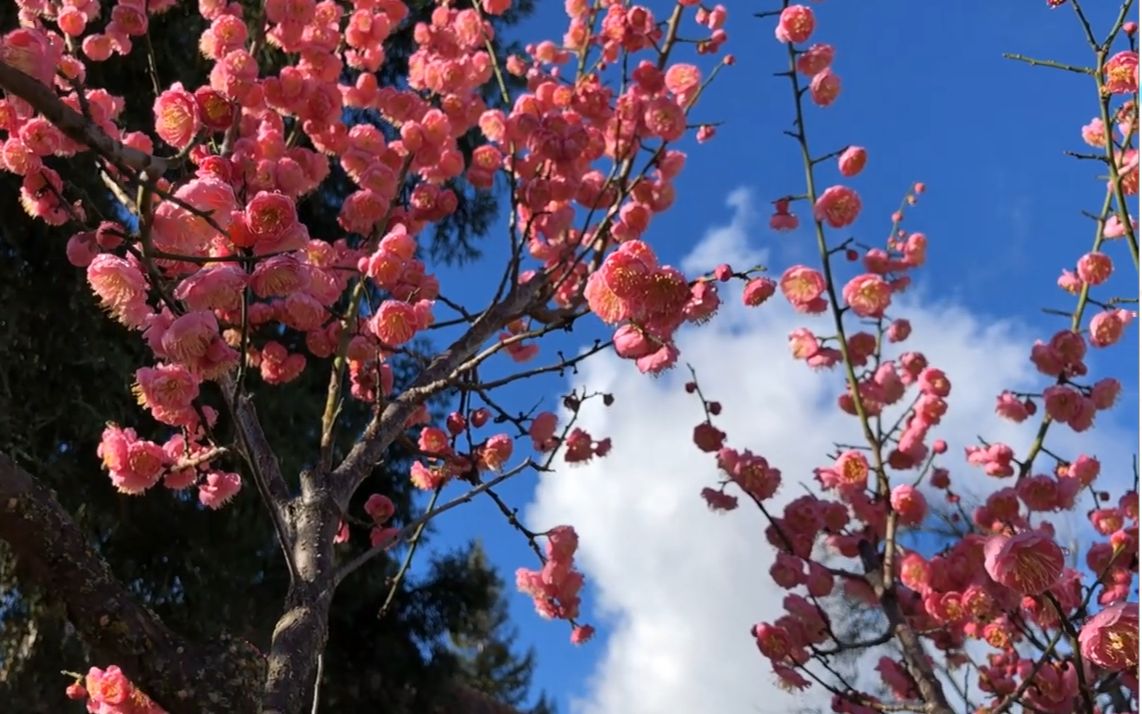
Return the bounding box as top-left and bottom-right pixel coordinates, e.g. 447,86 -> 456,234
262,489 -> 339,714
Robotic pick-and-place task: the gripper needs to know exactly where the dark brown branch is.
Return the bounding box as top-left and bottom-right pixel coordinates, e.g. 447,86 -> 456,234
858,541 -> 953,714
217,376 -> 298,585
218,374 -> 292,508
0,61 -> 172,176
0,452 -> 262,714
330,278 -> 547,504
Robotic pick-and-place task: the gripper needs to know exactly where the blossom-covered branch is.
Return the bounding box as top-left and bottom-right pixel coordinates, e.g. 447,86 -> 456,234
680,2 -> 1138,712
0,59 -> 171,175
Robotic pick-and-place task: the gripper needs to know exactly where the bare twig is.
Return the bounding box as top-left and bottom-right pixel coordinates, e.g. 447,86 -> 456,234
334,460 -> 538,585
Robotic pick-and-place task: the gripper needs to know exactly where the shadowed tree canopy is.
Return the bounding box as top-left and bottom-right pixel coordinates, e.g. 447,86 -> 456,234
0,1 -> 555,712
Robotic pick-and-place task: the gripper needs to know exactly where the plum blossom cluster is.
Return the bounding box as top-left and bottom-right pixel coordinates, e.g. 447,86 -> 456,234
4,0 -> 542,510
776,5 -> 840,108
515,525 -> 587,631
588,243 -> 770,373
487,5 -> 735,374
985,320 -> 1128,440
98,424 -> 239,509
1,0 -> 732,504
401,410 -> 518,492
65,665 -> 166,714
677,3 -> 1141,711
3,0 -> 742,670
772,201 -> 938,458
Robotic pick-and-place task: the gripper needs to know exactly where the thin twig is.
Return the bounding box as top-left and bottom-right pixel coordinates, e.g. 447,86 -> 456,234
376,488 -> 441,620
1002,52 -> 1094,75
334,460 -> 538,586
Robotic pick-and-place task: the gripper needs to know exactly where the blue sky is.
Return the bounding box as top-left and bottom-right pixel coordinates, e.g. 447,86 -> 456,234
409,3 -> 1139,712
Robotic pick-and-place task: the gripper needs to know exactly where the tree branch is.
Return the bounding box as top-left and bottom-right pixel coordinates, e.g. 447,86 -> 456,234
330,278 -> 547,504
0,60 -> 172,176
780,32 -> 953,712
218,374 -> 293,507
334,460 -> 537,586
1001,52 -> 1094,75
0,452 -> 262,713
217,374 -> 298,581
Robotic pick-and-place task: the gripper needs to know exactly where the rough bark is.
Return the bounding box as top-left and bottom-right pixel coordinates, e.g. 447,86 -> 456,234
262,487 -> 340,714
0,452 -> 263,713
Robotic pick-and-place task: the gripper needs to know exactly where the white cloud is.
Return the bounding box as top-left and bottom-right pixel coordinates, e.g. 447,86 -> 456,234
525,190 -> 1135,714
679,187 -> 767,276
